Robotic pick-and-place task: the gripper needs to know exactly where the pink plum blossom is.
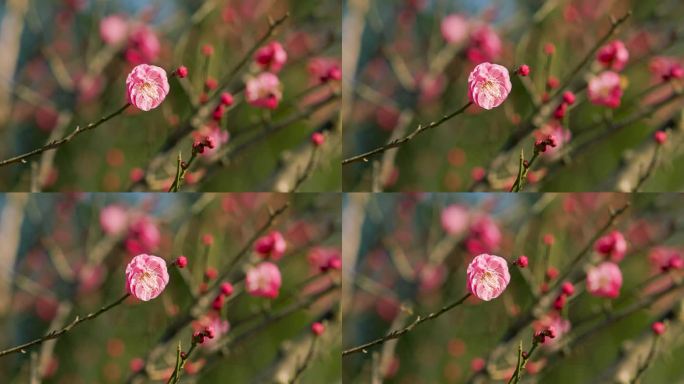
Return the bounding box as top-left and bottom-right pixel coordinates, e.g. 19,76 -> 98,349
245,72 -> 282,110
466,24 -> 502,64
254,231 -> 287,260
441,204 -> 469,235
307,57 -> 342,83
533,122 -> 571,158
192,312 -> 230,347
192,124 -> 229,157
587,71 -> 623,108
125,25 -> 161,64
466,254 -> 510,301
125,254 -> 169,301
125,64 -> 170,111
649,57 -> 684,81
254,41 -> 288,73
533,312 -> 571,345
596,40 -> 629,72
468,62 -> 512,110
419,263 -> 447,294
441,14 -> 469,45
245,262 -> 282,299
648,247 -> 684,272
465,215 -> 502,255
586,262 -> 622,299
594,230 -> 627,262
100,15 -> 129,45
125,215 -> 161,255
307,247 -> 342,272
99,205 -> 128,235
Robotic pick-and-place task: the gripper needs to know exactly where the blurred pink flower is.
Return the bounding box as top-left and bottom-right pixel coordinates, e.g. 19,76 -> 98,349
468,62 -> 511,110
466,254 -> 510,301
648,247 -> 684,272
245,262 -> 282,299
125,216 -> 161,255
586,262 -> 622,298
307,247 -> 342,272
465,215 -> 502,255
419,263 -> 447,294
594,230 -> 627,262
100,204 -> 128,235
418,73 -> 446,104
587,71 -> 623,108
245,72 -> 282,109
125,25 -> 160,64
254,231 -> 287,260
596,40 -> 629,71
441,14 -> 469,45
307,57 -> 342,83
193,312 -> 230,347
649,56 -> 684,81
125,254 -> 169,301
125,64 -> 169,111
533,312 -> 571,345
100,14 -> 129,45
533,122 -> 571,158
77,264 -> 105,295
192,124 -> 229,157
254,41 -> 288,73
466,24 -> 502,64
441,204 -> 469,235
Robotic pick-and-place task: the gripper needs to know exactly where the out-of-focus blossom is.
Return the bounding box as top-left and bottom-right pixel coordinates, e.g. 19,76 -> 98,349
100,14 -> 129,45
587,71 -> 623,108
441,204 -> 469,236
125,254 -> 169,301
418,263 -> 447,294
125,215 -> 161,255
586,262 -> 622,298
100,205 -> 128,235
245,262 -> 282,299
192,312 -> 230,347
245,73 -> 282,109
254,231 -> 287,260
466,254 -> 510,301
533,312 -> 571,345
594,230 -> 627,262
441,14 -> 469,45
254,42 -> 287,73
466,24 -> 502,64
307,247 -> 342,272
125,25 -> 161,64
192,125 -> 229,157
307,57 -> 342,83
648,247 -> 684,272
465,215 -> 502,255
596,40 -> 629,71
649,56 -> 684,81
533,122 -> 571,158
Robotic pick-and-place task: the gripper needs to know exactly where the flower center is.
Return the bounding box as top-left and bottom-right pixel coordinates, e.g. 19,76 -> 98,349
138,82 -> 158,99
481,80 -> 501,98
481,270 -> 499,290
139,270 -> 157,291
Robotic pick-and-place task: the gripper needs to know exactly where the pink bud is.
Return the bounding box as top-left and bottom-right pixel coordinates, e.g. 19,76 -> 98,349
654,131 -> 667,144
201,44 -> 214,57
561,282 -> 575,296
176,66 -> 188,78
311,322 -> 325,336
562,91 -> 576,105
547,76 -> 559,89
202,234 -> 214,246
553,294 -> 566,310
517,64 -> 530,76
175,256 -> 188,268
544,43 -> 556,55
220,282 -> 234,296
515,255 -> 529,268
546,267 -> 559,281
211,294 -> 224,310
652,321 -> 666,335
220,92 -> 234,106
205,267 -> 218,280
205,77 -> 218,90
311,132 -> 325,146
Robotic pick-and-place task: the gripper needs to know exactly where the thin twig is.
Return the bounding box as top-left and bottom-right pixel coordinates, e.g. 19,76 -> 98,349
0,293 -> 129,357
342,101 -> 473,165
342,292 -> 471,356
0,103 -> 130,167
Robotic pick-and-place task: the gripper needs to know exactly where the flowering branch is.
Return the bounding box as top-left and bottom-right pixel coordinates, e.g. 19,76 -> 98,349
0,292 -> 129,358
341,101 -> 473,165
166,340 -> 198,384
0,103 -> 130,167
507,340 -> 539,384
342,292 -> 471,356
